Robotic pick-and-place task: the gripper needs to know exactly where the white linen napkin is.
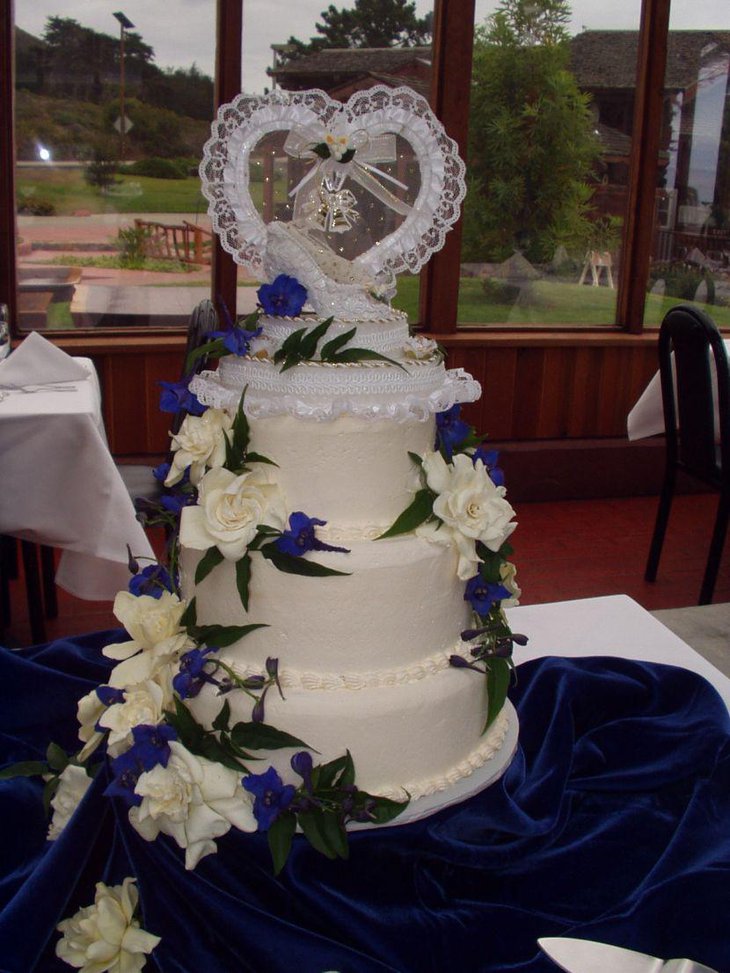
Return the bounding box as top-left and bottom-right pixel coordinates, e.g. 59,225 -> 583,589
0,331 -> 88,388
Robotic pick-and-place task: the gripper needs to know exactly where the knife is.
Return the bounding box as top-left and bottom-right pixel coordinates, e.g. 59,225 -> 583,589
538,937 -> 720,973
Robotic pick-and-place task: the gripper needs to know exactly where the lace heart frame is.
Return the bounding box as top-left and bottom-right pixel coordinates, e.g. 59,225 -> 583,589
199,85 -> 467,286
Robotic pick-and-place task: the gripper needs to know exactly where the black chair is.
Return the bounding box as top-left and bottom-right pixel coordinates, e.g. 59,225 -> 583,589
645,303 -> 730,604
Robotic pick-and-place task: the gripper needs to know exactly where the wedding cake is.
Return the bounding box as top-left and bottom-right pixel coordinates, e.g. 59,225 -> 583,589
174,85 -> 521,808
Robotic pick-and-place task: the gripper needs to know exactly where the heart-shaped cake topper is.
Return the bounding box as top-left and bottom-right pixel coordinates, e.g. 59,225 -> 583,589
200,86 -> 466,317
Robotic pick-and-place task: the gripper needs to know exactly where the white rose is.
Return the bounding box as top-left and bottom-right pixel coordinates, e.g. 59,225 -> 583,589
500,560 -> 521,607
165,408 -> 232,487
129,741 -> 257,870
423,451 -> 516,550
76,688 -> 106,761
416,519 -> 481,581
103,591 -> 192,690
98,680 -> 166,757
179,465 -> 286,561
56,877 -> 160,973
47,765 -> 92,841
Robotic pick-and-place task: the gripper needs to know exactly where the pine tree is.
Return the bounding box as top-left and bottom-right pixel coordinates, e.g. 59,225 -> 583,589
287,0 -> 432,56
463,0 -> 600,264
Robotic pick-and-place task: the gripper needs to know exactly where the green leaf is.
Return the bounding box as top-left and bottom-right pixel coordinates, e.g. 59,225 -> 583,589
478,547 -> 506,584
212,699 -> 231,732
0,760 -> 47,780
244,451 -> 278,467
376,490 -> 435,539
268,812 -> 297,875
195,546 -> 224,585
316,753 -> 351,789
408,451 -> 424,468
484,657 -> 512,732
320,327 -> 356,360
46,742 -> 69,772
260,546 -> 351,578
197,734 -> 248,773
230,722 -> 312,752
298,318 -> 333,359
334,749 -> 355,788
192,622 -> 268,648
298,808 -> 348,860
360,792 -> 410,825
273,327 -> 306,364
230,388 -> 251,466
185,337 -> 226,373
180,596 -> 197,629
165,698 -> 206,749
236,553 -> 252,612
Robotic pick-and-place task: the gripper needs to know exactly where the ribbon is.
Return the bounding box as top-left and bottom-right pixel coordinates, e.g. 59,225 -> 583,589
283,127 -> 412,233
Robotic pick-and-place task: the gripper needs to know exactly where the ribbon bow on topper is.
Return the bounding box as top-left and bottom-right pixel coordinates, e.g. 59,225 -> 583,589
284,127 -> 412,234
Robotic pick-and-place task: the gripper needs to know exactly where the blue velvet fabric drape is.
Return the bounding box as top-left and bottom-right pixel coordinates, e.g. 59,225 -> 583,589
1,633 -> 729,973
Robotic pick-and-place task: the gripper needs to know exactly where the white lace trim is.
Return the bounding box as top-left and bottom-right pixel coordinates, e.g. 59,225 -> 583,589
199,86 -> 466,286
381,708 -> 510,802
190,364 -> 481,422
226,639 -> 478,691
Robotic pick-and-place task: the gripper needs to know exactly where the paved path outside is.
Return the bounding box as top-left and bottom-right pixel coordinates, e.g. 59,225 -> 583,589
18,212 -> 212,248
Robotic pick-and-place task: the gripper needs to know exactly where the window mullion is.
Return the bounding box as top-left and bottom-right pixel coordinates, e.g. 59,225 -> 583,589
617,0 -> 671,332
0,0 -> 18,335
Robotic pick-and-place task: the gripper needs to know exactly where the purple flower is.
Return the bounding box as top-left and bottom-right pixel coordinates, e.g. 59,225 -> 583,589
105,749 -> 144,807
464,575 -> 511,616
129,723 -> 177,769
159,378 -> 205,416
128,564 -> 175,599
275,512 -> 350,557
472,445 -> 505,486
291,751 -> 313,793
242,766 -> 296,831
257,274 -> 307,317
160,490 -> 197,515
435,405 -> 471,459
173,647 -> 217,699
152,461 -> 171,483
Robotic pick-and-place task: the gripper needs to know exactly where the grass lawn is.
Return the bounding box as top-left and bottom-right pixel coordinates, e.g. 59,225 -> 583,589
393,274 -> 730,328
17,167 -> 278,216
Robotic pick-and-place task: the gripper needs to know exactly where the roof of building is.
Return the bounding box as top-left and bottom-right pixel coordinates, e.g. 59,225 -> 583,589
270,46 -> 431,81
570,29 -> 730,90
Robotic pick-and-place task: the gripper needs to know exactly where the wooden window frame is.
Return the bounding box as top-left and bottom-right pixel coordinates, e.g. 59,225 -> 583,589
0,0 -> 676,341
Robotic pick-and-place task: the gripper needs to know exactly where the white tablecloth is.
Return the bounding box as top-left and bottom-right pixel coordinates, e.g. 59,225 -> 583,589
0,359 -> 155,600
627,338 -> 730,440
508,593 -> 730,709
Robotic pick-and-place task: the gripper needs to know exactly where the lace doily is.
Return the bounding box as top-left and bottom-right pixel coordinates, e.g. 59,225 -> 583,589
190,362 -> 481,423
200,86 -> 466,289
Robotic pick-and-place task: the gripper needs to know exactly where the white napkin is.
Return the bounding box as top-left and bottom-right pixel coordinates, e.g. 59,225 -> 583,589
0,331 -> 88,388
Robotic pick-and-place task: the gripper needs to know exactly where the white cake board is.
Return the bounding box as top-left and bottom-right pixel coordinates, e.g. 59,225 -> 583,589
347,699 -> 519,831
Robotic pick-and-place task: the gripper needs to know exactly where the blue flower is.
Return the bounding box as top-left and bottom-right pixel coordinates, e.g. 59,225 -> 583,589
128,564 -> 175,599
435,405 -> 471,459
159,378 -> 205,416
105,749 -> 144,807
464,575 -> 511,616
257,274 -> 307,317
290,751 -> 314,793
472,445 -> 505,486
160,490 -> 197,516
242,766 -> 296,831
129,723 -> 177,770
96,685 -> 125,706
275,512 -> 350,557
152,461 -> 171,483
209,324 -> 262,357
173,647 -> 217,699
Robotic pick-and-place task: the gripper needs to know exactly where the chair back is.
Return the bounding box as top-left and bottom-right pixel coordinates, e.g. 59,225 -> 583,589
185,298 -> 218,377
658,304 -> 730,484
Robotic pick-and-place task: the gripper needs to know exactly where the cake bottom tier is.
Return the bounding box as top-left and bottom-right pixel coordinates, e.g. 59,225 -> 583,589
189,663 -> 509,801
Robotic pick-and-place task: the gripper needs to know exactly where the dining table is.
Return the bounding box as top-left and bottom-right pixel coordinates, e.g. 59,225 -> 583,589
627,337 -> 730,441
0,593 -> 728,972
0,348 -> 155,601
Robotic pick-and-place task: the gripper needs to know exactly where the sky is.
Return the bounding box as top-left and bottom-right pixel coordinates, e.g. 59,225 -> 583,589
14,0 -> 729,94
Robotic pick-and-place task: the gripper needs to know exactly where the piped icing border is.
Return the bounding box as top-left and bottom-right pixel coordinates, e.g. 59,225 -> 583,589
225,639 -> 478,691
379,708 -> 511,801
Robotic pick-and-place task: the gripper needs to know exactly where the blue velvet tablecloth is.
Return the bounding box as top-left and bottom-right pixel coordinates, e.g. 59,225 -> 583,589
1,632 -> 729,973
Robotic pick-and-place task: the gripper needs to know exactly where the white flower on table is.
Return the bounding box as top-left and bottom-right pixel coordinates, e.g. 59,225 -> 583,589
97,680 -> 167,758
56,876 -> 160,973
103,591 -> 193,691
180,465 -> 287,561
47,764 -> 92,841
128,741 -> 257,871
403,334 -> 438,360
417,451 -> 517,580
165,407 -> 232,487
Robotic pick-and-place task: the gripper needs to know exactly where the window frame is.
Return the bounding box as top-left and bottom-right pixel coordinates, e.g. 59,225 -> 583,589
0,0 -> 686,340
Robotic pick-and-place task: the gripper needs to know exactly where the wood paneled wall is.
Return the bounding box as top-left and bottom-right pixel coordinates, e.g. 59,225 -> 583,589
55,331 -> 661,458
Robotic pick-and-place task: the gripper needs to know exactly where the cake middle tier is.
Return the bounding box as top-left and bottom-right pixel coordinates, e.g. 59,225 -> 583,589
179,532 -> 471,674
247,412 -> 434,527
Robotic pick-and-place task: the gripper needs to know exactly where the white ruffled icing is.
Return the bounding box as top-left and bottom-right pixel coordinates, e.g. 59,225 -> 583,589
190,362 -> 480,422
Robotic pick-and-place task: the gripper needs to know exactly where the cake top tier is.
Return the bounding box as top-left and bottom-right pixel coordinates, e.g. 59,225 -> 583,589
200,85 -> 466,319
